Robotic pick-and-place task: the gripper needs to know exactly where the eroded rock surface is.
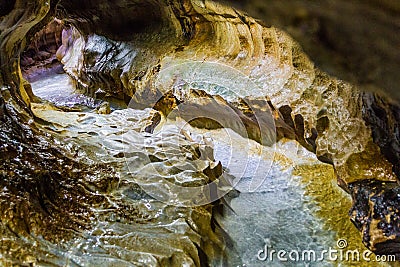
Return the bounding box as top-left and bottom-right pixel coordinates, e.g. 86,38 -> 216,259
1,0 -> 400,264
54,0 -> 400,256
349,180 -> 400,257
225,0 -> 400,102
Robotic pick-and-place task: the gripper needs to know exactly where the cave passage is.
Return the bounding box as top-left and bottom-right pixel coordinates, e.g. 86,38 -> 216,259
21,18 -> 65,83
21,19 -> 106,111
13,15 -> 365,266
1,0 -> 400,265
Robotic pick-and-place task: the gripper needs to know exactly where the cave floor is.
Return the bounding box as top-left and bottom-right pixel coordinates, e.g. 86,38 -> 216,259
30,73 -> 100,111
12,71 -> 386,266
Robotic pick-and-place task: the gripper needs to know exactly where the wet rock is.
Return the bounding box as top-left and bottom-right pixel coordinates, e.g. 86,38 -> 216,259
226,0 -> 400,102
349,180 -> 400,259
53,0 -> 400,255
1,0 -> 400,262
152,88 -> 278,146
20,56 -> 34,67
32,50 -> 51,61
56,0 -> 398,186
1,2 -> 225,265
21,19 -> 64,68
27,19 -> 63,53
20,19 -> 66,84
144,110 -> 162,133
0,100 -> 113,263
95,101 -> 111,114
362,92 -> 400,177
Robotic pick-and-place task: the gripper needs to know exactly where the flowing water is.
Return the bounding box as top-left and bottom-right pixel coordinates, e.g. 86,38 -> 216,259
10,73 -> 389,266
30,73 -> 100,110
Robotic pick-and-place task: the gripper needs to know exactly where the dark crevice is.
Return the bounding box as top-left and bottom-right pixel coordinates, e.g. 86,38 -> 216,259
362,92 -> 400,177
195,244 -> 210,267
0,0 -> 15,17
57,1 -> 166,41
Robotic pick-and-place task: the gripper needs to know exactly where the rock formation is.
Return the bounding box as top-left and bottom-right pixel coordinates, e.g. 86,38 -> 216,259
225,0 -> 400,102
1,0 -> 399,264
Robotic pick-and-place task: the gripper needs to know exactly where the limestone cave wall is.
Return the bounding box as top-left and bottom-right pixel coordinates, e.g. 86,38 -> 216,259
0,0 -> 400,263
224,0 -> 400,102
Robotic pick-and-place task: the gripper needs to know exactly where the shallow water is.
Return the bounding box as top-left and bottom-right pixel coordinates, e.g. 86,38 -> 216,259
30,74 -> 100,109
4,73 -> 390,266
